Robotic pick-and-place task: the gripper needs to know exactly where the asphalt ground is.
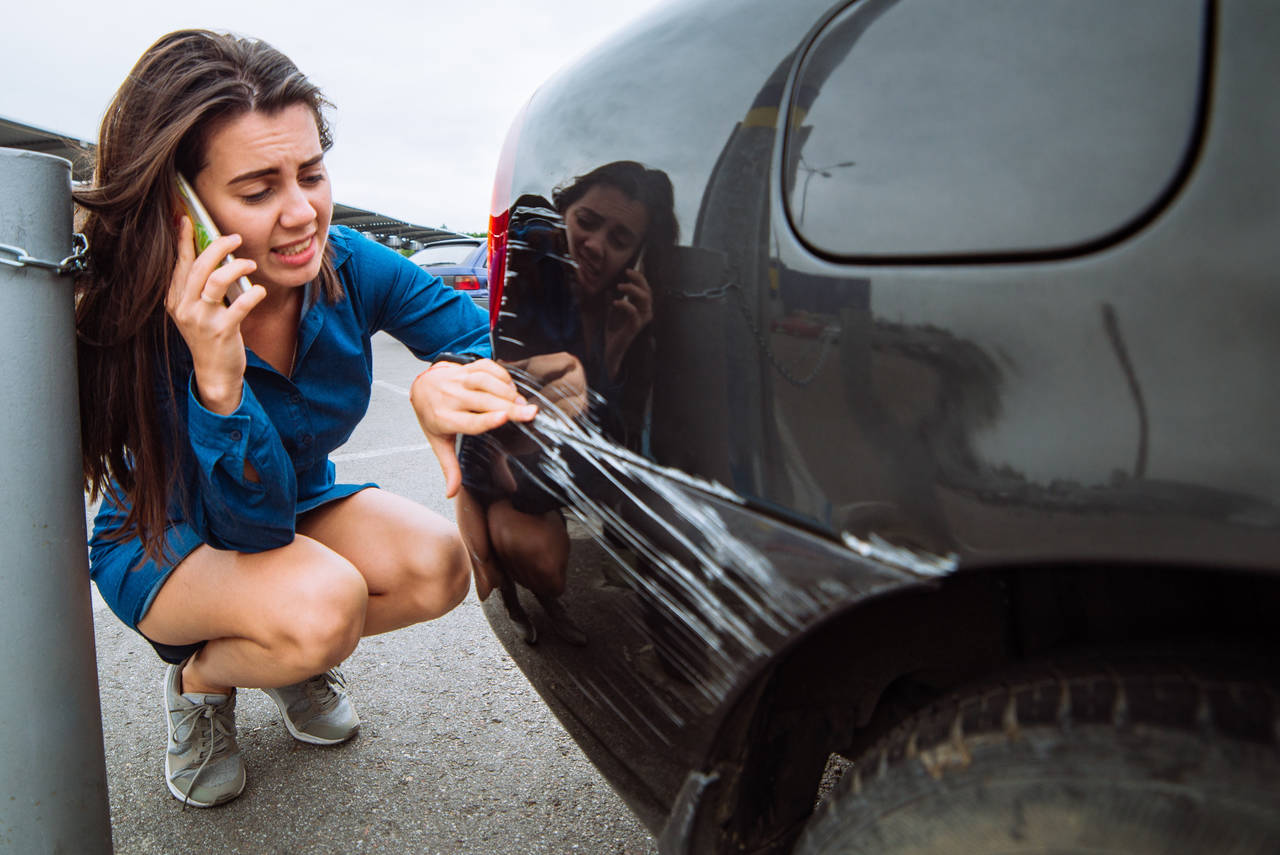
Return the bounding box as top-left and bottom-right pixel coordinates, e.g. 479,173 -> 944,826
90,332 -> 658,855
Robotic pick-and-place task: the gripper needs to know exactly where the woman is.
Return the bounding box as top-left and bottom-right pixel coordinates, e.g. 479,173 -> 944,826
457,162 -> 677,644
76,29 -> 533,807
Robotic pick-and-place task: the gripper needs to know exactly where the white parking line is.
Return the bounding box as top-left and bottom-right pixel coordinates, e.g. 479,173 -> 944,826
330,442 -> 432,463
373,378 -> 410,397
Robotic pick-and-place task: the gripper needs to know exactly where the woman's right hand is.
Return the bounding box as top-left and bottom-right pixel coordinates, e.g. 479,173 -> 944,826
410,358 -> 538,498
166,217 -> 267,414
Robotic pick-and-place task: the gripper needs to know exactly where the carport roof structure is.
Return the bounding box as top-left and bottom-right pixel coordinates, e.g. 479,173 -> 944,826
1,114 -> 468,248
329,203 -> 467,247
0,114 -> 93,178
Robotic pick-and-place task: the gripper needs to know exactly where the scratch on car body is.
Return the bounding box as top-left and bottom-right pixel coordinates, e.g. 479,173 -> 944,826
839,531 -> 958,579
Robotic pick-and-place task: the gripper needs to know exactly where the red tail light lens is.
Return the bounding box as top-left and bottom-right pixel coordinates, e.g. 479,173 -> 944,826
453,275 -> 480,290
487,100 -> 528,330
486,206 -> 507,329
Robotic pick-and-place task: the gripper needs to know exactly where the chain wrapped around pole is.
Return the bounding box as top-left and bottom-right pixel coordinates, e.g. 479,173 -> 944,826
0,231 -> 88,274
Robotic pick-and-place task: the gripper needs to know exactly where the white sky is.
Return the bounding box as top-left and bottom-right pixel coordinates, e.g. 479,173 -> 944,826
1,0 -> 669,233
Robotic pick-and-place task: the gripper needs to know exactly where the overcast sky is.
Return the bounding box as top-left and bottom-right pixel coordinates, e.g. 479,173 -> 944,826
1,0 -> 669,233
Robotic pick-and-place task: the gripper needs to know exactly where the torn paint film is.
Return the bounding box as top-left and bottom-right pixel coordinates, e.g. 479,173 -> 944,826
529,408 -> 744,505
471,390 -> 957,829
482,380 -> 946,714
839,531 -> 959,579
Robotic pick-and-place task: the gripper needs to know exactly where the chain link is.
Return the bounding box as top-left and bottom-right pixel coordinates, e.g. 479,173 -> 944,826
666,279 -> 838,387
0,232 -> 88,275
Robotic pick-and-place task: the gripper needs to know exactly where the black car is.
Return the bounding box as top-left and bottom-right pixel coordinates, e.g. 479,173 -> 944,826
460,0 -> 1280,852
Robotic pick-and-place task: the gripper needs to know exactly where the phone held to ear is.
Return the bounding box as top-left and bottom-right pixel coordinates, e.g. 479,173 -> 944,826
611,245 -> 645,303
175,173 -> 254,303
626,244 -> 646,277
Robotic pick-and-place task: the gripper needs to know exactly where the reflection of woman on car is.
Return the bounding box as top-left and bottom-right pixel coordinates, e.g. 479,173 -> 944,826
558,161 -> 676,393
502,161 -> 676,444
458,161 -> 677,644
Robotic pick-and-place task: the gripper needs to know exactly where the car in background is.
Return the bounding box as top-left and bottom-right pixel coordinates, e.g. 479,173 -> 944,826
408,237 -> 489,311
463,0 -> 1280,852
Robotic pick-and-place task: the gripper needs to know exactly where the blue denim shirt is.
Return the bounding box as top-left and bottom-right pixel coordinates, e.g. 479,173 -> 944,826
90,224 -> 490,557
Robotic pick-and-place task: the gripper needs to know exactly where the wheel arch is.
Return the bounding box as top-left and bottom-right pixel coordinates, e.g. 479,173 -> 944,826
685,560 -> 1280,854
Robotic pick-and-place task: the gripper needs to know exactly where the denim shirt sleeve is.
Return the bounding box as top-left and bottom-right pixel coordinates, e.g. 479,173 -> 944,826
184,374 -> 297,551
339,228 -> 492,360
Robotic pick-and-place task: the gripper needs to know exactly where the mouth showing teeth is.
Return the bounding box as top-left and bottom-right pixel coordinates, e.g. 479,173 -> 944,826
275,236 -> 313,256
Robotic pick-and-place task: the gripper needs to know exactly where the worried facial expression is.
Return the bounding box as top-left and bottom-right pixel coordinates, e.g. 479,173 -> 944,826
563,184 -> 649,297
194,103 -> 333,291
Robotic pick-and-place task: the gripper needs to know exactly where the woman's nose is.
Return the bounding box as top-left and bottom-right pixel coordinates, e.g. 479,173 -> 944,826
279,184 -> 314,227
579,233 -> 604,261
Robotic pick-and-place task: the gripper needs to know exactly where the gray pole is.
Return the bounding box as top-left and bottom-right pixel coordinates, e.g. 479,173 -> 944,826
0,148 -> 112,853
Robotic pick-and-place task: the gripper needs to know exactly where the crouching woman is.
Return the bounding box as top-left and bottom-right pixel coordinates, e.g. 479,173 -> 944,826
76,29 -> 533,806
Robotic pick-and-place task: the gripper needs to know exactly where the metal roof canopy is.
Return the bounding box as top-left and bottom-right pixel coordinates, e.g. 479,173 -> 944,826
0,115 -> 467,249
330,203 -> 468,247
0,115 -> 94,180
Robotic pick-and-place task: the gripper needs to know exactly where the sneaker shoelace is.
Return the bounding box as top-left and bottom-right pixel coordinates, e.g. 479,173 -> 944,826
301,668 -> 347,714
171,698 -> 235,810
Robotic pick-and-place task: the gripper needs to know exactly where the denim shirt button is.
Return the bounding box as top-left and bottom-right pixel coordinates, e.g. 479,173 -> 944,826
229,430 -> 242,441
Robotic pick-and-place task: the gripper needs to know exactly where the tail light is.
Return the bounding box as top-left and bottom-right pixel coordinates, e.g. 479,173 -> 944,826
453,275 -> 480,290
487,100 -> 528,330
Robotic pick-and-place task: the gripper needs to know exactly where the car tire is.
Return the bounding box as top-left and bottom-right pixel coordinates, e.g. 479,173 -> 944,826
794,663 -> 1280,855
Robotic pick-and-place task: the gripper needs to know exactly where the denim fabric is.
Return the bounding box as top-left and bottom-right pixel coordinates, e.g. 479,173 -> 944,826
89,225 -> 490,638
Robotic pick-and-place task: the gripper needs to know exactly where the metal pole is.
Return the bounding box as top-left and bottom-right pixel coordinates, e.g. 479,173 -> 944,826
0,148 -> 112,854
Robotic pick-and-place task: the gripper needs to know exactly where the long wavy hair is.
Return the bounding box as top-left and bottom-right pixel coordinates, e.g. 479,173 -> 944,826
552,160 -> 679,259
75,29 -> 342,562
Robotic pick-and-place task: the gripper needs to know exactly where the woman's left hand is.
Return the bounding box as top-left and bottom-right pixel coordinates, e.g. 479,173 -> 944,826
411,358 -> 537,498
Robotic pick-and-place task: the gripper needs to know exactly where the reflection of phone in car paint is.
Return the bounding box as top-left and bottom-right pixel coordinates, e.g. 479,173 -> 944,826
175,173 -> 254,303
626,244 -> 645,277
612,244 -> 645,301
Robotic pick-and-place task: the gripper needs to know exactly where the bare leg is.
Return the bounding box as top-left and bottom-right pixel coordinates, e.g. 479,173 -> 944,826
138,535 -> 368,694
487,501 -> 585,645
486,500 -> 569,597
138,488 -> 470,694
454,486 -> 502,602
297,488 -> 470,636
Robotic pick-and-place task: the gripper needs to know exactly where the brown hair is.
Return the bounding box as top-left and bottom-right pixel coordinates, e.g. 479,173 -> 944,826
75,29 -> 341,562
553,160 -> 679,251
552,160 -> 679,291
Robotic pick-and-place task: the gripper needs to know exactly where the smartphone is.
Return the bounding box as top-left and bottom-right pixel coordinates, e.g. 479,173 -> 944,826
611,244 -> 645,302
175,173 -> 254,303
626,244 -> 646,276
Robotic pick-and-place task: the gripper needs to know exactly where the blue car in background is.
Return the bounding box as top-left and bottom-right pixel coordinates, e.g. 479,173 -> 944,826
408,237 -> 488,312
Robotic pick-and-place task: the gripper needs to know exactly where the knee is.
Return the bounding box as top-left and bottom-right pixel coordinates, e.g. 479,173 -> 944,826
398,528 -> 471,621
492,513 -> 569,597
276,556 -> 367,673
514,546 -> 568,597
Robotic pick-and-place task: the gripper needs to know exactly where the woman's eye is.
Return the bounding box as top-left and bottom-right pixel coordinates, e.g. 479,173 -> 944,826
242,189 -> 272,204
301,173 -> 325,186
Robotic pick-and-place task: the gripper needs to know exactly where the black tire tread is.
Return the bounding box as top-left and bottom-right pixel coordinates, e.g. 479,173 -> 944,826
796,662 -> 1280,855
